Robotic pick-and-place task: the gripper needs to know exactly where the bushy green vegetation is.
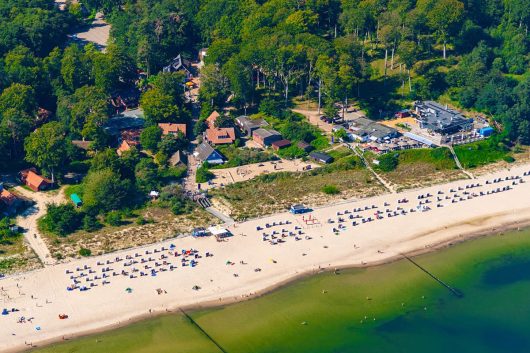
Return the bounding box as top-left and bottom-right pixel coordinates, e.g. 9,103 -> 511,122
375,153 -> 399,172
258,108 -> 329,154
212,145 -> 277,169
454,139 -> 511,168
0,218 -> 21,245
374,148 -> 457,173
196,165 -> 214,183
398,148 -> 457,170
322,185 -> 340,195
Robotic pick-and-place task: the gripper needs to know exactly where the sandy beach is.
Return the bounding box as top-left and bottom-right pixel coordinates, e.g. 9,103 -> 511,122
2,163 -> 530,352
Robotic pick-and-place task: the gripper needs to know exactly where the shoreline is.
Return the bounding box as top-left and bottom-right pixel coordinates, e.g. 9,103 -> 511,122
2,163 -> 530,353
18,217 -> 530,353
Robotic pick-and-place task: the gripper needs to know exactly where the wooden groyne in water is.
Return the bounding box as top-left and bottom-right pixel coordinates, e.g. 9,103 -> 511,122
402,254 -> 464,298
180,309 -> 228,353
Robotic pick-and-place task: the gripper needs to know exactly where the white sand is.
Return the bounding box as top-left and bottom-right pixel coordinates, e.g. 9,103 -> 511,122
2,163 -> 530,352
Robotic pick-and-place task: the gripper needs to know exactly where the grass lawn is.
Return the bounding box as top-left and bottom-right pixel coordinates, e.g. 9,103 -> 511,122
210,154 -> 385,220
454,140 -> 511,169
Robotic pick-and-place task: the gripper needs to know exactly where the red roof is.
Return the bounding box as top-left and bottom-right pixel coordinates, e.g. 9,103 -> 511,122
158,123 -> 187,137
25,171 -> 52,191
205,128 -> 236,145
206,111 -> 221,128
0,189 -> 18,206
117,140 -> 138,155
271,139 -> 291,150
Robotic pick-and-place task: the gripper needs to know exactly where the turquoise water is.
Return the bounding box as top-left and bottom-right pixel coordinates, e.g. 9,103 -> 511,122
34,230 -> 530,353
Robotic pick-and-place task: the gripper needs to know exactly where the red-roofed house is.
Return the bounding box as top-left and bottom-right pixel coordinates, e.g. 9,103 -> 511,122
117,129 -> 141,156
117,140 -> 139,156
204,127 -> 236,145
206,111 -> 221,129
158,123 -> 187,137
0,186 -> 22,215
20,170 -> 52,192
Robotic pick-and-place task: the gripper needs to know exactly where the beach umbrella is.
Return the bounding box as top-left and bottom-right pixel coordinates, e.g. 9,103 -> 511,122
1,309 -> 8,315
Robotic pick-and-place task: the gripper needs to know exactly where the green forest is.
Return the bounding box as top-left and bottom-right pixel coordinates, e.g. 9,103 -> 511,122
0,0 -> 529,220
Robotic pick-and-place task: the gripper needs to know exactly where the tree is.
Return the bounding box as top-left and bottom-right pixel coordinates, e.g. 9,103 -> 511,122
90,148 -> 121,173
140,88 -> 180,123
158,133 -> 187,155
426,0 -> 465,59
57,85 -> 110,141
0,83 -> 37,115
135,158 -> 160,193
38,203 -> 82,236
24,122 -> 69,182
61,44 -> 90,92
397,40 -> 418,91
83,169 -> 131,213
140,125 -> 163,152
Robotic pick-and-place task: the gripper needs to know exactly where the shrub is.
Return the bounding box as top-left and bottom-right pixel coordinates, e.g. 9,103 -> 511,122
196,165 -> 214,183
79,248 -> 91,257
376,153 -> 399,172
322,184 -> 340,195
38,204 -> 82,236
82,214 -> 101,232
503,156 -> 515,163
105,211 -> 122,226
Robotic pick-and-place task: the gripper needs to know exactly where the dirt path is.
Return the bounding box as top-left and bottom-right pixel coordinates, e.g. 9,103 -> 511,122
14,187 -> 65,266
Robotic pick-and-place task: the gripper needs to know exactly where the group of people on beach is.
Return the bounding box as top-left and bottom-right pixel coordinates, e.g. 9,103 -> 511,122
65,246 -> 212,293
323,171 -> 527,236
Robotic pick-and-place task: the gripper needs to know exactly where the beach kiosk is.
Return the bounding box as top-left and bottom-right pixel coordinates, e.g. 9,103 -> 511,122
70,193 -> 82,208
207,225 -> 232,239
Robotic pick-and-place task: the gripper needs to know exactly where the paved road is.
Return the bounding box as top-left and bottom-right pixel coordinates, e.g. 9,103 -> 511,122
14,187 -> 64,266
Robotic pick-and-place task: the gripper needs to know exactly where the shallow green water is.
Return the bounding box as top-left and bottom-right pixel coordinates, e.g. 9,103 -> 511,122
34,229 -> 530,353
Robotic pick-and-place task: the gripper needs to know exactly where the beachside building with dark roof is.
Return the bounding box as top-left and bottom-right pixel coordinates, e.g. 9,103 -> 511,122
309,151 -> 333,164
414,101 -> 473,135
348,117 -> 399,143
253,128 -> 282,147
235,116 -> 269,136
194,142 -> 225,165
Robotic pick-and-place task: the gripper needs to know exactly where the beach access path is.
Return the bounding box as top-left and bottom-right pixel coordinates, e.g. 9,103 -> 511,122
13,187 -> 65,266
1,163 -> 530,352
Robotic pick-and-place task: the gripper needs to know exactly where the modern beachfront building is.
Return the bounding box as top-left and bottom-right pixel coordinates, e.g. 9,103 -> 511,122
414,101 -> 473,135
